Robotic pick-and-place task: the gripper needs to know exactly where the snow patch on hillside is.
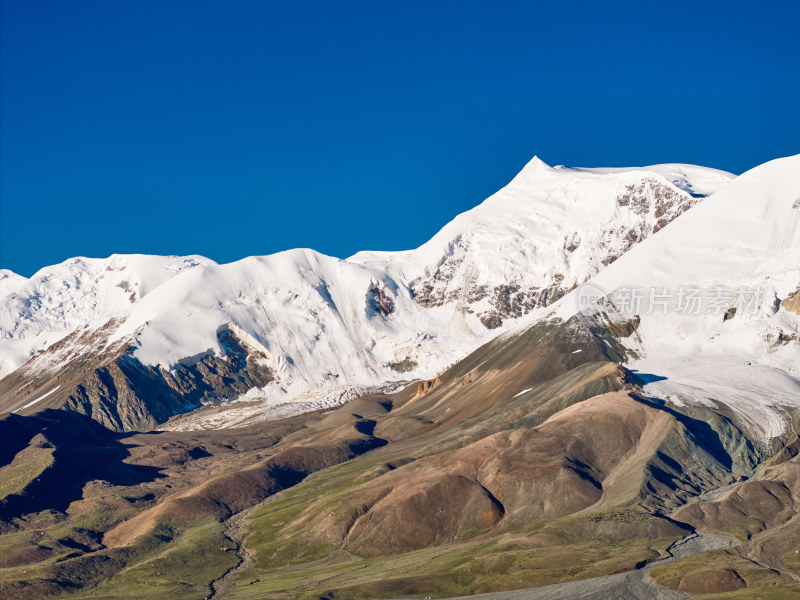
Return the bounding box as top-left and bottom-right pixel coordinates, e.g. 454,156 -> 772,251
164,382 -> 409,430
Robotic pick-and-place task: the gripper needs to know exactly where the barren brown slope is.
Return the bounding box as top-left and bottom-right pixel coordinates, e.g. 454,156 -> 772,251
651,450 -> 800,595
250,389 -> 740,566
0,393 -> 397,600
216,321 -> 759,599
103,395 -> 392,548
0,313 -> 770,600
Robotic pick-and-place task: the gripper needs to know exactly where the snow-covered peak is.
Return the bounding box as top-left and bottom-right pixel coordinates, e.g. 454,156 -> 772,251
557,154 -> 800,310
548,154 -> 800,441
0,155 -> 740,413
109,159 -> 729,394
369,157 -> 729,329
0,269 -> 27,295
518,155 -> 555,173
0,269 -> 24,281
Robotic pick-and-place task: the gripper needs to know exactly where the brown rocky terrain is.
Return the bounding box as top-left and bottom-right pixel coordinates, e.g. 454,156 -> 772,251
0,313 -> 796,599
650,445 -> 800,595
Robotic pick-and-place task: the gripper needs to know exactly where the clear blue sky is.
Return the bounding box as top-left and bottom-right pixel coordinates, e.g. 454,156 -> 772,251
2,1 -> 798,277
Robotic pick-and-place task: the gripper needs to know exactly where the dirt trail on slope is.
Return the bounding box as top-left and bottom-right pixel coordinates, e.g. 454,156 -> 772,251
388,531 -> 738,600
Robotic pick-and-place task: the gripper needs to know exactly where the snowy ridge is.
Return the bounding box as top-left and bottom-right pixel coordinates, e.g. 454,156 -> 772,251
109,249 -> 487,399
0,255 -> 214,377
0,158 -> 736,417
558,163 -> 735,198
548,154 -> 800,441
352,157 -> 735,329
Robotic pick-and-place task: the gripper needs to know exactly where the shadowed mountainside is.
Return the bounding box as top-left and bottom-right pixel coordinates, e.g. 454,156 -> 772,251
0,324 -> 273,432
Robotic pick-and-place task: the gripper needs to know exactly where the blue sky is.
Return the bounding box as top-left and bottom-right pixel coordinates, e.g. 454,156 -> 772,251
2,1 -> 799,277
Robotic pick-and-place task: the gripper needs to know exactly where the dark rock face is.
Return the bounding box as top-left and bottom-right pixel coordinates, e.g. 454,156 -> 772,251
387,358 -> 417,373
368,283 -> 395,316
0,325 -> 274,432
410,252 -> 475,308
63,358 -> 190,433
64,346 -> 273,432
602,178 -> 698,266
479,312 -> 504,329
415,268 -> 576,330
478,281 -> 574,329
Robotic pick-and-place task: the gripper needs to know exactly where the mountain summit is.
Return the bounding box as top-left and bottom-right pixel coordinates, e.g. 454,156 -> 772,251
0,158 -> 734,430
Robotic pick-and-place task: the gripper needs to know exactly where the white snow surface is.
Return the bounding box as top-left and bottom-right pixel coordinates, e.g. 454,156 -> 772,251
349,157 -> 734,291
0,255 -> 215,377
547,154 -> 800,442
165,382 -> 408,431
559,163 -> 735,198
0,157 -> 737,422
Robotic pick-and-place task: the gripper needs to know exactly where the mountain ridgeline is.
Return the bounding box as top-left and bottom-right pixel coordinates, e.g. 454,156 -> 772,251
0,160 -> 734,431
1,155 -> 800,599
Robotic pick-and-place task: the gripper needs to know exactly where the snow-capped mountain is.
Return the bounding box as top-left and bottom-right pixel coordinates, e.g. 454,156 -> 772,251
0,158 -> 735,429
548,154 -> 800,443
0,255 -> 215,377
352,159 -> 734,329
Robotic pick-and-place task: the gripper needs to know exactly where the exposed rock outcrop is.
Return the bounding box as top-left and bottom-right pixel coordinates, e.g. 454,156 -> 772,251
0,323 -> 273,432
411,177 -> 700,329
782,288 -> 800,316
367,282 -> 395,316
